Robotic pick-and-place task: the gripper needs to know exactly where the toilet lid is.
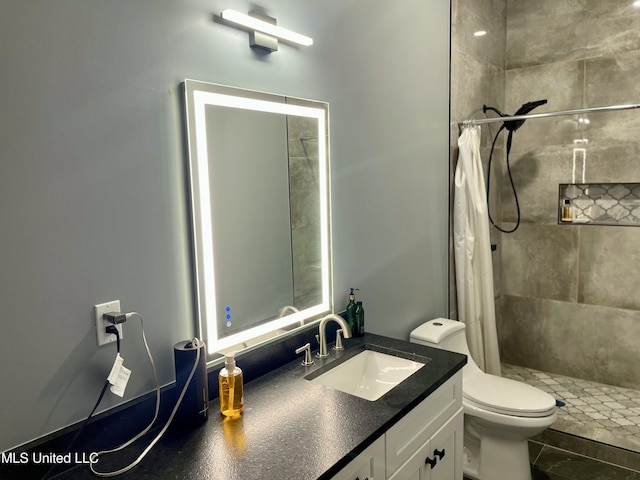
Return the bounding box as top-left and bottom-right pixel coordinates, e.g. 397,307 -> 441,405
464,374 -> 557,418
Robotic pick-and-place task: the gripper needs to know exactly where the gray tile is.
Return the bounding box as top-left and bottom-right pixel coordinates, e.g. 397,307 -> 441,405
501,224 -> 578,301
586,51 -> 640,111
536,429 -> 640,472
451,51 -> 505,126
498,144 -> 584,225
531,465 -> 570,480
534,446 -> 640,480
506,0 -> 640,69
499,299 -> 640,389
530,440 -> 545,463
578,227 -> 640,310
452,0 -> 506,69
505,61 -> 584,151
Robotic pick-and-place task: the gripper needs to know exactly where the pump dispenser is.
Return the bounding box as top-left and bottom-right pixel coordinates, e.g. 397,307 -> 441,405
345,288 -> 359,334
219,352 -> 244,418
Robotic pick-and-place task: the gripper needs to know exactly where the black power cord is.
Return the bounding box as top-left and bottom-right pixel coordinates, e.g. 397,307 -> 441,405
41,329 -> 121,480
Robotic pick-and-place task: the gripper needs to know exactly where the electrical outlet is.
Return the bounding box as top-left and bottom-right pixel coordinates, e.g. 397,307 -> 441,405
95,300 -> 124,346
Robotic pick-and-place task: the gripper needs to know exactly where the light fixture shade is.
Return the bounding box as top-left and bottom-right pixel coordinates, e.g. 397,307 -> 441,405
220,9 -> 313,47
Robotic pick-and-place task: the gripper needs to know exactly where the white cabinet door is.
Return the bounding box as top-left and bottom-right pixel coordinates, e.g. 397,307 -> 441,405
331,436 -> 386,480
388,408 -> 463,480
428,408 -> 463,480
387,440 -> 427,480
385,374 -> 462,476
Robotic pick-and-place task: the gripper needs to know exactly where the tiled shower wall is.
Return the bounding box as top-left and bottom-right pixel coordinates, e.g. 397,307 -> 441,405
496,0 -> 640,389
451,0 -> 640,390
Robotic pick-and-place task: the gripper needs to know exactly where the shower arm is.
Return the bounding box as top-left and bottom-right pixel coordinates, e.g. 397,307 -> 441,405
461,102 -> 640,127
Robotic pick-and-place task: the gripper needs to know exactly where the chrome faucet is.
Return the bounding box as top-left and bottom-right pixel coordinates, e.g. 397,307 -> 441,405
317,314 -> 352,358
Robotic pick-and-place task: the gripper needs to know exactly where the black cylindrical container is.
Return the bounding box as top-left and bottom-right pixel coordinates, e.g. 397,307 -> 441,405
173,339 -> 209,427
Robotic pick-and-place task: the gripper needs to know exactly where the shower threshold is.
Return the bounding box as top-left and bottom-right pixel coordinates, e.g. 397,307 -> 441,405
502,363 -> 640,454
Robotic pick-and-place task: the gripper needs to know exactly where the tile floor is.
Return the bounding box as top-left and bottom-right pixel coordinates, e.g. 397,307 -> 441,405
463,442 -> 640,480
502,363 -> 640,453
529,442 -> 640,480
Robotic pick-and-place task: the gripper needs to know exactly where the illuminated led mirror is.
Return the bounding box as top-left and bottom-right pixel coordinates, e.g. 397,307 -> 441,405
183,79 -> 332,359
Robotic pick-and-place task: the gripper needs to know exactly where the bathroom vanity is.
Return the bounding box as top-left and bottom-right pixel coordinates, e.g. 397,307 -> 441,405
62,333 -> 465,480
331,372 -> 463,479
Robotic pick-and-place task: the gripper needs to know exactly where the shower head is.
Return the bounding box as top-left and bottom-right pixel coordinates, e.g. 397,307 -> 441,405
483,99 -> 548,234
482,99 -> 548,132
504,99 -> 547,132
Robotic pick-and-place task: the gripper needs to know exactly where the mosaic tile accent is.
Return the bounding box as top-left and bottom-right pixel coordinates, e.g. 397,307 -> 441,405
503,363 -> 640,453
559,184 -> 640,226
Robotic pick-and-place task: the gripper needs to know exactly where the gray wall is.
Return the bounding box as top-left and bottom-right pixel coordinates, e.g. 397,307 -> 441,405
0,0 -> 450,451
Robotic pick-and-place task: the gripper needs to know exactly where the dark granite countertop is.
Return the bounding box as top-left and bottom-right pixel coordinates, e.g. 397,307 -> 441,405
60,333 -> 466,480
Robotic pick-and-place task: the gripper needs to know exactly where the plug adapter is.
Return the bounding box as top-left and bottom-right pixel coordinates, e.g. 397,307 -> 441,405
104,312 -> 127,324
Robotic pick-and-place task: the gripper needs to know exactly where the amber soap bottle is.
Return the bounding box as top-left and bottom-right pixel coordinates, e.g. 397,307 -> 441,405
219,352 -> 244,418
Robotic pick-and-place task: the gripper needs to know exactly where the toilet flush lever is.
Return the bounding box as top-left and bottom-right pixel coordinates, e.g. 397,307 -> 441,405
295,343 -> 314,366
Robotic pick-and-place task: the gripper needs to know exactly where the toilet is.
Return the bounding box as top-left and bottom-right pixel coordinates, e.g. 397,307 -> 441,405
410,318 -> 557,480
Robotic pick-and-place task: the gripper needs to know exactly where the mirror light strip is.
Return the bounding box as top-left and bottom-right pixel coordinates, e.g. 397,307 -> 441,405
213,305 -> 328,352
193,99 -> 218,350
195,91 -> 324,119
318,116 -> 331,307
220,9 -> 313,46
192,89 -> 329,354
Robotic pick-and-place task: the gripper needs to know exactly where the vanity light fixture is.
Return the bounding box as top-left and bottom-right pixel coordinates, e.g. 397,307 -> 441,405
220,9 -> 313,52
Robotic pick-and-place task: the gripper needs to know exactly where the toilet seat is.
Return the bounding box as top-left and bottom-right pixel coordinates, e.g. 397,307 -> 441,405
463,373 -> 556,418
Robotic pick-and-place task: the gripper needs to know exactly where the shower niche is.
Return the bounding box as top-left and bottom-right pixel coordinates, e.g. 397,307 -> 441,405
558,183 -> 640,226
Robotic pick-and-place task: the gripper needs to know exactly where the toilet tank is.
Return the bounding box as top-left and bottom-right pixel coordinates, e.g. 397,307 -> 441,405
409,318 -> 470,357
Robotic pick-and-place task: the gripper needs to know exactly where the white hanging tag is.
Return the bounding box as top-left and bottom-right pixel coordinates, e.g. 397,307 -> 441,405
109,365 -> 131,398
107,353 -> 124,385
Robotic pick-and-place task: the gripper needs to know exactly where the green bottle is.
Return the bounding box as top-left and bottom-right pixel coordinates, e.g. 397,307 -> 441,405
346,288 -> 358,335
355,301 -> 364,337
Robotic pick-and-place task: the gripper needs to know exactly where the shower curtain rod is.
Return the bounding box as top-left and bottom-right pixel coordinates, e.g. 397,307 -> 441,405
460,102 -> 640,126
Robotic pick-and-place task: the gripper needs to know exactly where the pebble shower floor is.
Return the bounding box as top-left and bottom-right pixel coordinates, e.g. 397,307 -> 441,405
502,363 -> 640,453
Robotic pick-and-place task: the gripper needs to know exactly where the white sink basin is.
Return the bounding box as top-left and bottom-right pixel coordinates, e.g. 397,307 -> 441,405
309,350 -> 425,401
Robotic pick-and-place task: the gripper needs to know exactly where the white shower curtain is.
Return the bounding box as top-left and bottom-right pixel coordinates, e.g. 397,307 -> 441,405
454,125 -> 501,375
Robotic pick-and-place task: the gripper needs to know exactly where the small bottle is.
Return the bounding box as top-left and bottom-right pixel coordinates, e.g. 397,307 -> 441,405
561,199 -> 573,222
345,288 -> 358,335
355,301 -> 365,337
219,352 -> 243,418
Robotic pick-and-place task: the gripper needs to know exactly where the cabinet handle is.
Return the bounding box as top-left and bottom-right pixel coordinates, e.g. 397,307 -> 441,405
434,448 -> 446,460
354,477 -> 368,480
425,456 -> 437,468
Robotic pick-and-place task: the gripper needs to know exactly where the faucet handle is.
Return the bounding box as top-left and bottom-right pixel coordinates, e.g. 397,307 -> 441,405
333,329 -> 344,350
295,343 -> 314,366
